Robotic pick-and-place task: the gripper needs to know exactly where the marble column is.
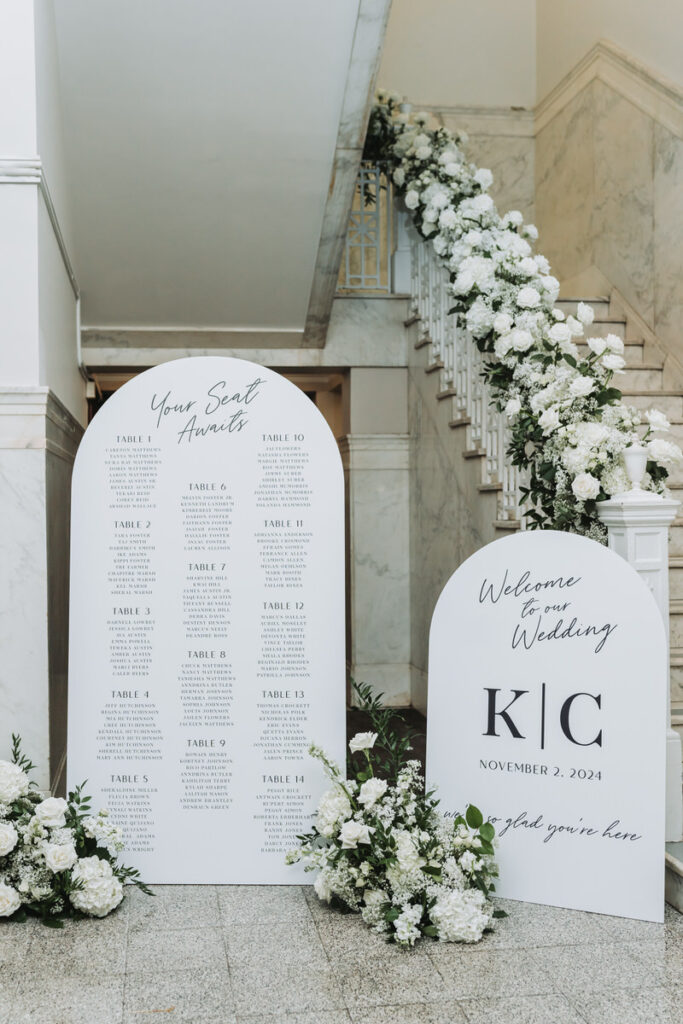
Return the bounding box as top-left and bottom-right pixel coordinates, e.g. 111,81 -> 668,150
339,434 -> 411,706
597,489 -> 682,842
0,389 -> 82,792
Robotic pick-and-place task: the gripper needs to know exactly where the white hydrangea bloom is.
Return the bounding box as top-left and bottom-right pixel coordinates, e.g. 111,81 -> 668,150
0,761 -> 29,804
69,857 -> 123,918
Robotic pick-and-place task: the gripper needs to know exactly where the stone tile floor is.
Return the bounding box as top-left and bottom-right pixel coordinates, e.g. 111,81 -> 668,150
0,886 -> 681,1024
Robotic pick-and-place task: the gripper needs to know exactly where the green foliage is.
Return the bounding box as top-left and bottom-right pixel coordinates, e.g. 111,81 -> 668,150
350,678 -> 422,784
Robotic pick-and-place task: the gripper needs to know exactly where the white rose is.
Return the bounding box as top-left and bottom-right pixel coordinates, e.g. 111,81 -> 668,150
577,302 -> 595,325
452,269 -> 475,295
0,883 -> 21,918
415,145 -> 432,160
524,224 -> 540,241
444,162 -> 460,177
404,190 -> 420,210
566,315 -> 584,338
605,333 -> 624,355
392,167 -> 405,187
516,286 -> 541,309
0,761 -> 29,804
505,397 -> 522,418
460,850 -> 477,873
504,210 -> 524,227
510,329 -> 534,352
648,439 -> 683,467
339,820 -> 373,849
587,337 -> 607,356
548,323 -> 571,344
569,376 -> 595,398
572,473 -> 601,500
539,407 -> 561,434
540,275 -> 561,301
645,409 -> 670,432
518,256 -> 538,277
494,334 -> 514,359
44,841 -> 78,873
493,312 -> 513,334
0,822 -> 18,856
34,797 -> 68,828
69,856 -> 123,918
602,353 -> 626,372
358,778 -> 388,808
474,167 -> 493,190
349,732 -> 378,753
438,207 -> 458,231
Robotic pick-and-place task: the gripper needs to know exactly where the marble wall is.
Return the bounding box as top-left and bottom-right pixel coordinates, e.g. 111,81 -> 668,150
536,78 -> 683,367
438,108 -> 535,223
0,388 -> 82,792
340,435 -> 412,705
406,337 -> 501,713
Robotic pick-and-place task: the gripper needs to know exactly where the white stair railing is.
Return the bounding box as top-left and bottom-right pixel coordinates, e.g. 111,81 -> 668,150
397,210 -> 527,523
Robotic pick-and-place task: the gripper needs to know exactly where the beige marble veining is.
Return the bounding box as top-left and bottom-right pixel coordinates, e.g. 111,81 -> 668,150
654,123 -> 683,367
593,81 -> 655,328
535,83 -> 596,285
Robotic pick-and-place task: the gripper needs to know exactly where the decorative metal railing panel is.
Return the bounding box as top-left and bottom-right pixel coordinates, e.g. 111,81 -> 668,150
341,167 -> 526,524
338,162 -> 393,293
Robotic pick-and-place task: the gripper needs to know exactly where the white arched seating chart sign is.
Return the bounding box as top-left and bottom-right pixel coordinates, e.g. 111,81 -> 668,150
68,356 -> 345,883
427,530 -> 666,921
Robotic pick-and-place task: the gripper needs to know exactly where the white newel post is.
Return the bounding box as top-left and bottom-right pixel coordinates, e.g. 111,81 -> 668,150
597,446 -> 683,842
392,206 -> 412,295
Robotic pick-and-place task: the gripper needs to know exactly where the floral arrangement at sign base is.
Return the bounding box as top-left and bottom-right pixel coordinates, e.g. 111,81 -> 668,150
287,682 -> 505,947
0,736 -> 151,926
364,92 -> 683,539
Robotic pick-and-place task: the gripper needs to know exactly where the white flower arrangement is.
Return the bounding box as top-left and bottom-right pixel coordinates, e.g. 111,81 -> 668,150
287,683 -> 504,947
0,735 -> 151,925
364,96 -> 682,538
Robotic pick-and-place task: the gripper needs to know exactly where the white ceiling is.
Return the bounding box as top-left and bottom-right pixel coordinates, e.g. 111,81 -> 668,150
53,0 -> 362,332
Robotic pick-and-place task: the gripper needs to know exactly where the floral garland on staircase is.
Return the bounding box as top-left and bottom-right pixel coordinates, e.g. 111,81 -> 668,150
366,93 -> 682,539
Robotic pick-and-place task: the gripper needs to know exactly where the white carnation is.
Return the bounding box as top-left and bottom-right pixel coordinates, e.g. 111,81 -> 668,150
0,761 -> 29,804
504,210 -> 524,227
505,398 -> 522,418
358,778 -> 388,808
572,473 -> 601,501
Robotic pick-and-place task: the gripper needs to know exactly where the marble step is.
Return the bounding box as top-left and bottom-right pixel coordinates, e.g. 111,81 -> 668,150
623,392 -> 683,418
556,297 -> 610,319
582,320 -> 627,339
620,365 -> 664,389
577,339 -> 644,363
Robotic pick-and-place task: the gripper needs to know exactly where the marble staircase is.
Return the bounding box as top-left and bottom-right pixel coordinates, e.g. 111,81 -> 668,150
407,291 -> 683,756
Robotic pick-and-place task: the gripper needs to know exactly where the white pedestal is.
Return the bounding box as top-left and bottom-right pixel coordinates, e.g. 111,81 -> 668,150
597,491 -> 683,842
